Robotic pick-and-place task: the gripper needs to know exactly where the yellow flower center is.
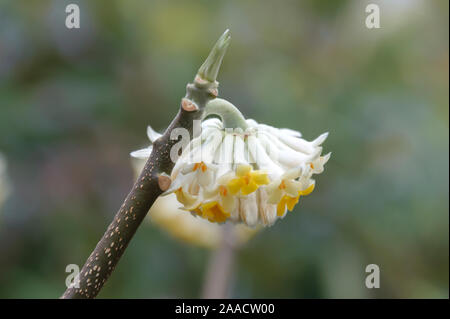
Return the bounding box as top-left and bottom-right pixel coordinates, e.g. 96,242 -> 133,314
299,183 -> 315,196
276,183 -> 316,216
175,187 -> 188,205
277,194 -> 300,216
192,201 -> 230,223
193,162 -> 208,172
227,164 -> 270,196
219,185 -> 228,197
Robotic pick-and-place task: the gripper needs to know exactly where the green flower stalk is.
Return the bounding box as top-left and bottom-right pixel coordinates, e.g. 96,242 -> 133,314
203,98 -> 248,130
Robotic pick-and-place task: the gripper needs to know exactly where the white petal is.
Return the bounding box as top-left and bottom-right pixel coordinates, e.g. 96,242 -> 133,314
147,126 -> 162,142
239,194 -> 258,227
311,132 -> 329,147
130,147 -> 152,159
201,125 -> 221,141
279,128 -> 302,137
256,134 -> 281,164
198,170 -> 214,187
267,187 -> 284,205
285,180 -> 301,197
277,148 -> 316,169
181,163 -> 196,175
299,177 -> 314,190
283,167 -> 302,180
229,202 -> 240,223
245,118 -> 258,128
171,154 -> 192,179
322,152 -> 331,164
217,171 -> 234,185
233,134 -> 248,166
165,172 -> 189,194
257,189 -> 275,226
200,131 -> 223,164
265,205 -> 277,226
202,117 -> 223,129
250,137 -> 284,176
216,134 -> 234,177
187,137 -> 203,164
311,152 -> 330,174
276,133 -> 316,155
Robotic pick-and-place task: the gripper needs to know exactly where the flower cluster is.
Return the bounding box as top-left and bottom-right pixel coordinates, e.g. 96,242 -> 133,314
132,118 -> 329,227
131,158 -> 258,248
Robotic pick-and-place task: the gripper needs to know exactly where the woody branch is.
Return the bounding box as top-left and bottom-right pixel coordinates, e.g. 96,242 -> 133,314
61,30 -> 231,299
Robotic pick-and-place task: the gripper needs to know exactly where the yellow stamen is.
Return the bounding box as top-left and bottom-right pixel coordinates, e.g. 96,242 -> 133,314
241,180 -> 259,195
193,161 -> 208,172
276,183 -> 315,217
286,195 -> 299,211
219,185 -> 228,197
277,197 -> 287,216
299,183 -> 315,196
251,171 -> 270,185
226,164 -> 270,196
200,201 -> 230,223
276,194 -> 300,216
236,164 -> 251,177
227,178 -> 244,195
175,187 -> 186,205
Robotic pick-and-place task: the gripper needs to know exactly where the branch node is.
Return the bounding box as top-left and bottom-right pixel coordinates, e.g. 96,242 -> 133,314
208,88 -> 218,97
157,174 -> 172,191
194,75 -> 209,86
181,98 -> 199,112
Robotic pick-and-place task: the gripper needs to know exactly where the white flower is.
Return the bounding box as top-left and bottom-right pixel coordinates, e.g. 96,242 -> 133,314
131,159 -> 259,249
132,117 -> 330,227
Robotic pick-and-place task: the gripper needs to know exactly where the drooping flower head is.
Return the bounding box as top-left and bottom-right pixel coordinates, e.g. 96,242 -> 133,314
132,99 -> 330,227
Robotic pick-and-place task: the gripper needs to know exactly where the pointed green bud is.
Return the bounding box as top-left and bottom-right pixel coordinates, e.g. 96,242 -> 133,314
197,29 -> 231,83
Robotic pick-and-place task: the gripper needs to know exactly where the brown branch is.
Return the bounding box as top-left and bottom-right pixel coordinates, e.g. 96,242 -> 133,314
61,30 -> 231,299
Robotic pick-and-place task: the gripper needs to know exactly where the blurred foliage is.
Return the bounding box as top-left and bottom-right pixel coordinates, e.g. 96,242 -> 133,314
0,0 -> 448,298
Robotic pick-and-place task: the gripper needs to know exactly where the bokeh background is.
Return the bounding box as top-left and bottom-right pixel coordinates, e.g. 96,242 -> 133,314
0,0 -> 448,298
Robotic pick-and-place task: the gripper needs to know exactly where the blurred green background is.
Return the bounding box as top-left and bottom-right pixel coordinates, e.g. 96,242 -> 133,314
0,0 -> 448,298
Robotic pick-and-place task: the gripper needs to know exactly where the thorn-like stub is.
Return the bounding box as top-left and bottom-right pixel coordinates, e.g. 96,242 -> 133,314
181,98 -> 199,112
157,175 -> 171,191
193,75 -> 219,91
194,75 -> 209,86
208,88 -> 218,97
